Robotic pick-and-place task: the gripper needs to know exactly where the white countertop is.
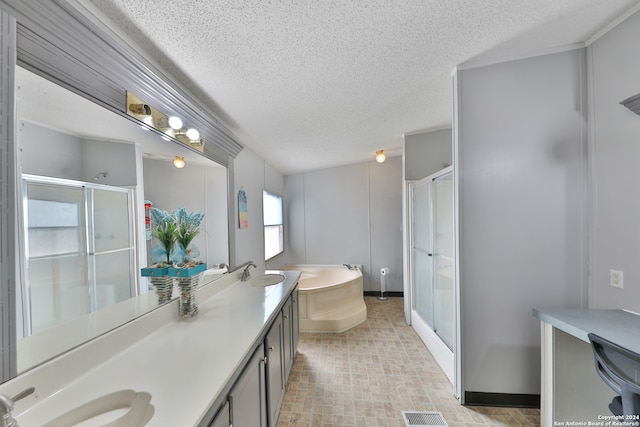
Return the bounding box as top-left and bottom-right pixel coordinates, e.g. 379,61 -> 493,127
9,269 -> 300,426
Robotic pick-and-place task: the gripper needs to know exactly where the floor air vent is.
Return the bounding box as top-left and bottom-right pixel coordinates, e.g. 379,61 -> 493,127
401,411 -> 450,427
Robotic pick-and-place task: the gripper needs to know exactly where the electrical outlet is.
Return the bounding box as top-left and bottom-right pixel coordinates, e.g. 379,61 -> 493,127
610,269 -> 624,289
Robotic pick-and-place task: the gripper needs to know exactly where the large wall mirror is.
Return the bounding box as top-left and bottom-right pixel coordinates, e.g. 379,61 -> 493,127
13,65 -> 231,375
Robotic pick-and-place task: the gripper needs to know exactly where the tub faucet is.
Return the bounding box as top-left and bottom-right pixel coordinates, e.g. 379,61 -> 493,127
0,387 -> 35,427
241,263 -> 257,281
343,264 -> 356,270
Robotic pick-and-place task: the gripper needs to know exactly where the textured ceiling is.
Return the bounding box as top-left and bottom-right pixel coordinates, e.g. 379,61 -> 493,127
84,0 -> 639,175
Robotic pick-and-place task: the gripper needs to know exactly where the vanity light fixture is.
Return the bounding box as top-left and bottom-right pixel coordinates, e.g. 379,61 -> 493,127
168,116 -> 183,130
126,92 -> 205,153
375,150 -> 386,163
129,103 -> 151,116
173,156 -> 186,169
186,128 -> 200,141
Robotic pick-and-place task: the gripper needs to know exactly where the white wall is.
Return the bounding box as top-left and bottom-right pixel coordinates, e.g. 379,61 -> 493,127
588,10 -> 640,312
455,49 -> 588,398
284,157 -> 403,293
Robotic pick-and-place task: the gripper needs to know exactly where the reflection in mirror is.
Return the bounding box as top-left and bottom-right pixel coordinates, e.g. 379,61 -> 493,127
15,65 -> 229,374
22,176 -> 135,336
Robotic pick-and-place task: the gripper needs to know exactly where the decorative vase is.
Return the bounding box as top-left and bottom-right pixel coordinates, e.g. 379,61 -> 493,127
141,266 -> 173,304
168,263 -> 207,318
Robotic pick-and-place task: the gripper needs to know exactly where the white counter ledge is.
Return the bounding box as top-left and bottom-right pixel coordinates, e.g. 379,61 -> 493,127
4,268 -> 300,427
533,308 -> 640,353
533,308 -> 640,425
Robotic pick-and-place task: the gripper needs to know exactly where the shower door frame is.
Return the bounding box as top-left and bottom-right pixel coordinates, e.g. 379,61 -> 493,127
406,166 -> 459,397
19,174 -> 137,337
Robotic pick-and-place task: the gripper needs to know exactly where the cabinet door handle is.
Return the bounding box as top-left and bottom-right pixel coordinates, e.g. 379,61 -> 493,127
283,314 -> 288,319
261,356 -> 268,365
269,346 -> 274,352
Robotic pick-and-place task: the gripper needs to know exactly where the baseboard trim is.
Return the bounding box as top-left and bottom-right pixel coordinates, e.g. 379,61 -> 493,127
364,291 -> 403,298
464,391 -> 540,408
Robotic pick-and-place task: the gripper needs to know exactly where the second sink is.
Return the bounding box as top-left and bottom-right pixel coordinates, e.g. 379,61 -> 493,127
249,274 -> 285,287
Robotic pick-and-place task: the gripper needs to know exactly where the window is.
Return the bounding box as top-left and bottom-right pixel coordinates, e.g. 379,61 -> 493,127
263,191 -> 284,261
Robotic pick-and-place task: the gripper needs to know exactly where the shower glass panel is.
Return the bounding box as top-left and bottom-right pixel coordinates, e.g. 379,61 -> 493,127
25,183 -> 89,334
92,188 -> 135,310
23,177 -> 135,336
432,172 -> 454,349
411,181 -> 433,325
409,168 -> 455,352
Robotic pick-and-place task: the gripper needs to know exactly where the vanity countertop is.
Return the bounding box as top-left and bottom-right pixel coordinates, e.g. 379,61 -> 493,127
533,308 -> 640,354
12,269 -> 300,426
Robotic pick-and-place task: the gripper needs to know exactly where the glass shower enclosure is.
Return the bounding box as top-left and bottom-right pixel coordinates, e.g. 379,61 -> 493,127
20,175 -> 136,337
409,167 -> 455,382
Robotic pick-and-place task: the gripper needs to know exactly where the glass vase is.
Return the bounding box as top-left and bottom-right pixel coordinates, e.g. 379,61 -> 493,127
177,275 -> 200,318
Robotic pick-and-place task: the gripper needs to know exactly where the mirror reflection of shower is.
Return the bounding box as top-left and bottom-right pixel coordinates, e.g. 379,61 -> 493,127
20,175 -> 136,338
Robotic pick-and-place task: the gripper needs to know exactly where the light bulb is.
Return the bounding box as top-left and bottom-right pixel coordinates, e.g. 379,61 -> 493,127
375,150 -> 386,163
186,128 -> 200,141
168,116 -> 183,130
173,156 -> 185,169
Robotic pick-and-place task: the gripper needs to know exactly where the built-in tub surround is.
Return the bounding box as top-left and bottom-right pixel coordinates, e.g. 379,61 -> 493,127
0,268 -> 300,426
282,264 -> 366,333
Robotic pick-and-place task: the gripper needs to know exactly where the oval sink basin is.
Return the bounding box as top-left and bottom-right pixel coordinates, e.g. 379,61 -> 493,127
249,274 -> 285,287
43,390 -> 154,427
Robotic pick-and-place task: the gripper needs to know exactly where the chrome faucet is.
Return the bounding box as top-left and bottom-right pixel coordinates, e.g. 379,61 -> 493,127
0,387 -> 35,427
241,263 -> 257,281
343,264 -> 357,270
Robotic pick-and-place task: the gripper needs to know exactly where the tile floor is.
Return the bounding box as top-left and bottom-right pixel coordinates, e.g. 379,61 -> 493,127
277,297 -> 540,427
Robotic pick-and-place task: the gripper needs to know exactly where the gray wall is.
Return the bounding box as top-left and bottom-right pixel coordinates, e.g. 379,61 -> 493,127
80,138 -> 137,186
20,121 -> 83,179
232,147 -> 285,271
456,49 -> 588,396
405,128 -> 452,180
588,10 -> 640,312
284,156 -> 403,293
19,121 -> 137,186
143,158 -> 229,268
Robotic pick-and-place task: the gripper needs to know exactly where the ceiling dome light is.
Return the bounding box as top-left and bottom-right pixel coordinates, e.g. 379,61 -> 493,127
168,116 -> 183,130
173,156 -> 185,169
185,128 -> 200,141
375,150 -> 386,163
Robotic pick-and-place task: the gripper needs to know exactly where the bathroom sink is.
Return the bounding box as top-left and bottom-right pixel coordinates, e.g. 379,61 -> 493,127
42,389 -> 153,427
249,274 -> 285,287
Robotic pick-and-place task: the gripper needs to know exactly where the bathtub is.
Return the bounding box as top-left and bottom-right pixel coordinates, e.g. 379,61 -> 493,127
281,264 -> 367,333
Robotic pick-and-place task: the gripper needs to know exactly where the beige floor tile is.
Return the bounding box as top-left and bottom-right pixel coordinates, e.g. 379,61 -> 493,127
278,297 -> 540,426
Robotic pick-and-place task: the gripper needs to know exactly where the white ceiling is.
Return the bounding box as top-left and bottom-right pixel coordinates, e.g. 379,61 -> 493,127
84,0 -> 639,175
